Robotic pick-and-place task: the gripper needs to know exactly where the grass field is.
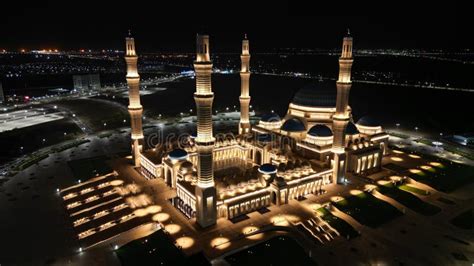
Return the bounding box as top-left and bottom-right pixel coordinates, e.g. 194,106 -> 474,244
0,118 -> 82,164
378,183 -> 440,216
116,230 -> 209,265
54,98 -> 128,132
399,184 -> 429,196
333,192 -> 403,228
317,207 -> 359,239
408,160 -> 474,192
225,236 -> 316,266
67,155 -> 113,181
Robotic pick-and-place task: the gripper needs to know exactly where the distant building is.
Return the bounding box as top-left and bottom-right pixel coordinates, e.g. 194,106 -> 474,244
73,74 -> 101,91
0,82 -> 4,104
452,133 -> 474,146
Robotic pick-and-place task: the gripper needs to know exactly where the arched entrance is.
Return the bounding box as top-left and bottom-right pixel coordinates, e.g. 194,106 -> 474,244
166,169 -> 172,187
380,142 -> 386,155
255,150 -> 262,165
271,191 -> 277,205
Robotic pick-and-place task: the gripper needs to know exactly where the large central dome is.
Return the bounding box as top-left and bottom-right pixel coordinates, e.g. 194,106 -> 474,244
292,82 -> 336,108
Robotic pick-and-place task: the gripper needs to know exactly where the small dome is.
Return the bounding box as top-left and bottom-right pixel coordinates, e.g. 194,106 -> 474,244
261,113 -> 281,123
273,176 -> 287,187
357,116 -> 380,127
294,159 -> 302,168
277,163 -> 286,172
258,163 -> 277,175
292,82 -> 336,108
168,148 -> 188,160
281,118 -> 306,132
345,122 -> 359,135
308,124 -> 333,137
179,161 -> 193,173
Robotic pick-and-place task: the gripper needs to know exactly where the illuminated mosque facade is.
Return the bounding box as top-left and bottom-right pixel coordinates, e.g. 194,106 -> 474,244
126,32 -> 389,228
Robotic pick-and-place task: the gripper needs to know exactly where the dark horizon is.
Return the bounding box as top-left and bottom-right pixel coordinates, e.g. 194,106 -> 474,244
1,2 -> 471,52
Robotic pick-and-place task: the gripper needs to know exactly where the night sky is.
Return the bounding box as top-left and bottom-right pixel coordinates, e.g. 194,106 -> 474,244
1,1 -> 470,52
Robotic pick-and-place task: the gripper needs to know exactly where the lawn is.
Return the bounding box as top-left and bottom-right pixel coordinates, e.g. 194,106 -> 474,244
408,160 -> 474,192
377,183 -> 441,216
53,98 -> 128,132
317,207 -> 359,239
398,184 -> 429,196
0,118 -> 82,164
333,192 -> 403,228
450,210 -> 473,230
225,236 -> 316,266
116,230 -> 209,265
67,156 -> 113,181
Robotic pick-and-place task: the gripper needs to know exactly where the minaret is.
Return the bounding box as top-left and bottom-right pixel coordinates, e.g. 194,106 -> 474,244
193,34 -> 217,227
124,31 -> 144,167
239,34 -> 251,135
332,30 -> 354,184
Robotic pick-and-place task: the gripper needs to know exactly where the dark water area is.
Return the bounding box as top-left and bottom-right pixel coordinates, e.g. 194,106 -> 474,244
143,73 -> 474,134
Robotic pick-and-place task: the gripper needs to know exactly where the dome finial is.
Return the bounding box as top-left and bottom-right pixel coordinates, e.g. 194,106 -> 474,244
128,29 -> 132,37
244,33 -> 247,39
347,28 -> 351,36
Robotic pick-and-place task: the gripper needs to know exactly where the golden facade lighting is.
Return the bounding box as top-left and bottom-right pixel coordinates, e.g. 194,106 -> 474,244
125,32 -> 144,167
332,30 -> 354,184
193,34 -> 217,227
239,34 -> 251,134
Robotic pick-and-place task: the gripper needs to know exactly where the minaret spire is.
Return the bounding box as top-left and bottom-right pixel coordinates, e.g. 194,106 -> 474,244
331,33 -> 354,184
239,35 -> 251,134
193,34 -> 217,228
124,34 -> 144,167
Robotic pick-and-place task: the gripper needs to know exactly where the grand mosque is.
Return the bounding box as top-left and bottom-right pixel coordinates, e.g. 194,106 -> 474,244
125,32 -> 389,228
